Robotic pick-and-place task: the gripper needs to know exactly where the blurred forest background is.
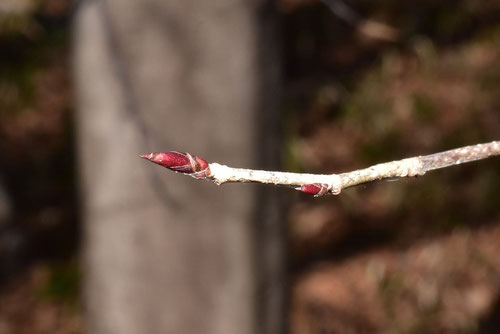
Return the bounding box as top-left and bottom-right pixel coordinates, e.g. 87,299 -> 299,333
0,0 -> 499,333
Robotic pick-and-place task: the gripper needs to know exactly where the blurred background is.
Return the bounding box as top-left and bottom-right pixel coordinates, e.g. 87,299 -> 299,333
0,0 -> 499,333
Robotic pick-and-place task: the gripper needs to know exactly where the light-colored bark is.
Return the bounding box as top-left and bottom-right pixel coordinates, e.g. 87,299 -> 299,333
74,0 -> 283,333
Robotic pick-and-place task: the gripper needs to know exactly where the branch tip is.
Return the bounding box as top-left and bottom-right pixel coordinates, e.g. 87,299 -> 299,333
141,151 -> 211,178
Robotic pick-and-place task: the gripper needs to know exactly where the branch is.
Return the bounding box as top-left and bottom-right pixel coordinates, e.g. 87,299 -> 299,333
141,141 -> 500,197
319,0 -> 399,42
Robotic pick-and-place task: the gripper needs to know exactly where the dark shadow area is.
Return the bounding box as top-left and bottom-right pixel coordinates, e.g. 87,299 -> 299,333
0,2 -> 78,283
253,3 -> 287,334
479,295 -> 500,334
0,2 -> 81,331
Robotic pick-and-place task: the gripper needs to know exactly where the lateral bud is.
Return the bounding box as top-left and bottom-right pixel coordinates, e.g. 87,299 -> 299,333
296,183 -> 329,197
141,151 -> 211,179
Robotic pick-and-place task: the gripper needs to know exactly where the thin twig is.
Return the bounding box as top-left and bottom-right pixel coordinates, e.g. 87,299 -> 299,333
319,0 -> 399,41
141,141 -> 500,196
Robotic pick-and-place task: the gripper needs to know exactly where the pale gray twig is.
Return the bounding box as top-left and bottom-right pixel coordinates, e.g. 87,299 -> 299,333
142,141 -> 500,196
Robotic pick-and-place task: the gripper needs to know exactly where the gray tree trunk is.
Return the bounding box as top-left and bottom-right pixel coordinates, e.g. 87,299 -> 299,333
74,0 -> 283,334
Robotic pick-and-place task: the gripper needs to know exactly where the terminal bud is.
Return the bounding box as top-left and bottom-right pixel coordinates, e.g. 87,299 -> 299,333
141,151 -> 210,179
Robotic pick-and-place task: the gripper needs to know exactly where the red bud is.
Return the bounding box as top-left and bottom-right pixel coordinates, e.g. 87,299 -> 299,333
296,183 -> 329,196
141,151 -> 210,178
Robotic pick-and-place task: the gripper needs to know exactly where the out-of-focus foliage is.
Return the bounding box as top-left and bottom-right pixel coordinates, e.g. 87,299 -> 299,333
0,0 -> 74,258
0,262 -> 81,334
0,0 -> 79,333
284,1 -> 500,333
0,0 -> 37,36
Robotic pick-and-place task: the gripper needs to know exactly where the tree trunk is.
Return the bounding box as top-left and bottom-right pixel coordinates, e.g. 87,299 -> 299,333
74,0 -> 283,333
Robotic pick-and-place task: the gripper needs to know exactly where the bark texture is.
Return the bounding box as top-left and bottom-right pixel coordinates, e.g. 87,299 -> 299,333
74,0 -> 283,333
